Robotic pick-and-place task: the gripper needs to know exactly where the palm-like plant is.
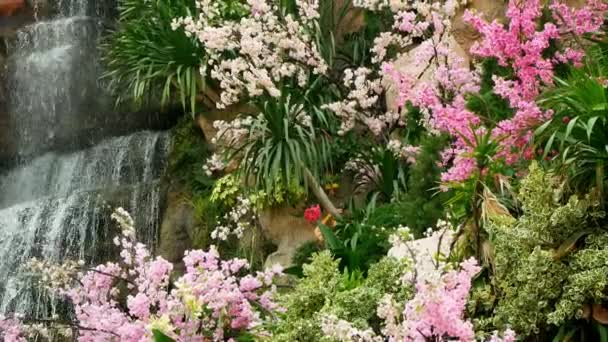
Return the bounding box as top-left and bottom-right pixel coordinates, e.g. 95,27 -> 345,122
536,43 -> 608,196
102,0 -> 247,114
228,78 -> 339,214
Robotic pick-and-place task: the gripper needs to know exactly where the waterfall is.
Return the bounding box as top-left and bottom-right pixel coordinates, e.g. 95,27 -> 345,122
0,0 -> 172,317
0,132 -> 170,315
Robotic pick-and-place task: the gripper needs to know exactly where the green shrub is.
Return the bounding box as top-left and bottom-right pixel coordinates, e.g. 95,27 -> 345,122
102,0 -> 202,113
272,251 -> 411,341
167,118 -> 213,196
471,163 -> 608,339
366,134 -> 448,237
318,220 -> 392,275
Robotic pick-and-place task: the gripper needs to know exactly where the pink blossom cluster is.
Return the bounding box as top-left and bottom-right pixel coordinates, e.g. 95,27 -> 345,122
382,0 -> 607,183
1,209 -> 283,342
394,258 -> 481,340
0,317 -> 26,342
462,0 -> 607,165
380,16 -> 481,183
325,1 -> 470,140
551,0 -> 608,36
172,0 -> 327,108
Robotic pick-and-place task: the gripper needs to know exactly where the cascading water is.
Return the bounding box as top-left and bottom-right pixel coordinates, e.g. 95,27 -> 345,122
0,132 -> 170,315
6,0 -> 108,158
0,0 -> 171,317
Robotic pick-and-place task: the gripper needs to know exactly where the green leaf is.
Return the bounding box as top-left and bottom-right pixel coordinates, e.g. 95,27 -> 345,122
283,265 -> 304,277
597,324 -> 608,342
564,116 -> 579,142
535,119 -> 553,136
152,330 -> 175,342
319,224 -> 340,250
587,116 -> 599,142
553,230 -> 592,260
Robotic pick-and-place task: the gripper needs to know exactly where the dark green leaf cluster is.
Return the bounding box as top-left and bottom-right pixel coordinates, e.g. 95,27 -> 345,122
536,39 -> 608,195
235,81 -> 337,197
102,0 -> 246,113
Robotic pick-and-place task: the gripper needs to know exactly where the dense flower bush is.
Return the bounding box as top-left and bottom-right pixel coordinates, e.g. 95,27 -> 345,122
318,256 -> 516,342
271,250 -> 412,341
172,0 -> 328,108
0,209 -> 283,342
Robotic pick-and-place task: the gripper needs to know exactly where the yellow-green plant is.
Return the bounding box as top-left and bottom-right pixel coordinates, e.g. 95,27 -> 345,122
471,163 -> 608,340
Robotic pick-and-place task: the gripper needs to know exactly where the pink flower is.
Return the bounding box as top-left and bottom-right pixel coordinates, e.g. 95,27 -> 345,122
304,204 -> 322,223
127,293 -> 151,319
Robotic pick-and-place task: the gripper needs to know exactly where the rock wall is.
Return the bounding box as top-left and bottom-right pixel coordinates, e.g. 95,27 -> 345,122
258,206 -> 318,268
0,0 -> 35,166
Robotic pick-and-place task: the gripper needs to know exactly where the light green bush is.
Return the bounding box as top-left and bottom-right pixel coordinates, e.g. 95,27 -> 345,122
271,251 -> 411,341
474,163 -> 608,337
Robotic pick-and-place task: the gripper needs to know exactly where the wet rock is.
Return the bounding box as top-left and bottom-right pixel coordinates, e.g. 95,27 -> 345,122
157,188 -> 196,275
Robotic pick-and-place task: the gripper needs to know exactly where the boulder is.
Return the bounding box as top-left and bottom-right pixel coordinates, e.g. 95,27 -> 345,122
157,188 -> 197,275
258,206 -> 318,268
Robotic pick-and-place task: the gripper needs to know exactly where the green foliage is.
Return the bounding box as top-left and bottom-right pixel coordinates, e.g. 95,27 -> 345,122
475,163 -> 608,338
248,177 -> 307,209
235,81 -> 336,197
102,0 -> 207,113
272,252 -> 411,341
190,195 -> 221,249
210,174 -> 241,206
536,42 -> 608,195
291,241 -> 323,270
318,220 -> 392,275
350,146 -> 409,202
210,174 -> 306,210
168,118 -> 214,195
366,135 -> 448,237
152,330 -> 174,342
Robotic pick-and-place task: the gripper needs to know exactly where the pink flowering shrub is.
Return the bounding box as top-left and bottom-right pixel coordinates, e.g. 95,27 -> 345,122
355,0 -> 607,185
0,208 -> 283,342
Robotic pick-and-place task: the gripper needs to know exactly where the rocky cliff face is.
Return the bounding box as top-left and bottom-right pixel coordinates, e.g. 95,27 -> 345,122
0,0 -> 35,166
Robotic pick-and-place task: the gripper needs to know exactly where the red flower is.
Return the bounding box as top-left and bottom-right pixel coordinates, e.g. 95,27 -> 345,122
562,116 -> 571,124
304,204 -> 321,223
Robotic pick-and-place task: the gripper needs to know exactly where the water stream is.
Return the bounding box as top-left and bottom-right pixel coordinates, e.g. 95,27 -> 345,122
0,0 -> 170,316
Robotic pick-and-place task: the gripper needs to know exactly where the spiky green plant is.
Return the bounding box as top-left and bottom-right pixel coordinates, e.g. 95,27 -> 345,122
536,41 -> 608,197
102,0 -> 248,114
347,146 -> 409,203
232,79 -> 336,200
101,0 -> 203,114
